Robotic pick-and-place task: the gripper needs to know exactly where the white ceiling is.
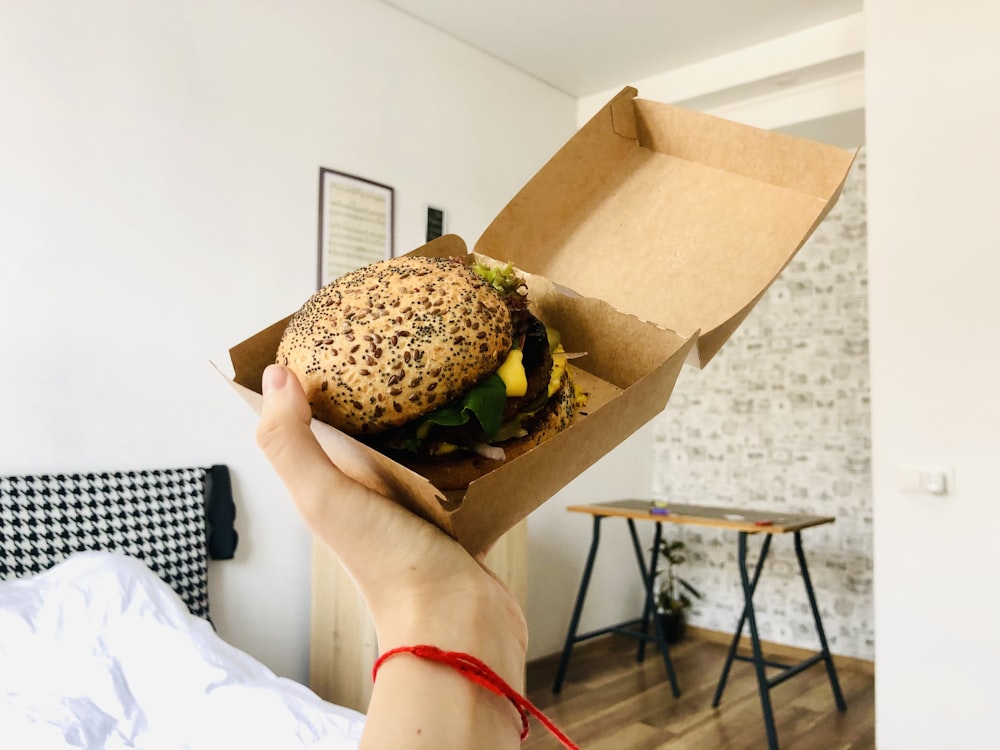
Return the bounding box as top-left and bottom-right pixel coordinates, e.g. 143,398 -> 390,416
379,0 -> 863,98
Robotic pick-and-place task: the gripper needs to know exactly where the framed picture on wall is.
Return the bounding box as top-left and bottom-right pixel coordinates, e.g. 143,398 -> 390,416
317,168 -> 394,288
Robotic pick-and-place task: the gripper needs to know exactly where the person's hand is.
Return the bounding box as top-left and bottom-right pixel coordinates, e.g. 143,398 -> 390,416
256,363 -> 527,749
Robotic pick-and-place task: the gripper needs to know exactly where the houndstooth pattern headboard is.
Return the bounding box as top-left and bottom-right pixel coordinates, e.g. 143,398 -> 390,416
0,465 -> 237,619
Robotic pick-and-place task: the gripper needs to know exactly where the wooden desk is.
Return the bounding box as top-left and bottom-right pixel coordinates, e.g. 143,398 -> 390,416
554,499 -> 846,750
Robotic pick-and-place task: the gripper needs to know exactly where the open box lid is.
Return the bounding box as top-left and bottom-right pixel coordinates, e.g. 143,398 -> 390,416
474,86 -> 857,367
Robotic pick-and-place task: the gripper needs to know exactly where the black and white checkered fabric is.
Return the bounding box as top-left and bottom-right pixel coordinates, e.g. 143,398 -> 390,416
0,468 -> 215,618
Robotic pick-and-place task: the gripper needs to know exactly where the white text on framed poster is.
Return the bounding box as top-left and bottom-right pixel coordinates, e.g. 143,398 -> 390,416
318,168 -> 394,287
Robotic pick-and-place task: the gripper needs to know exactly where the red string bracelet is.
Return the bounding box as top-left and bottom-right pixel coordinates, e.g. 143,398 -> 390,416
372,644 -> 581,749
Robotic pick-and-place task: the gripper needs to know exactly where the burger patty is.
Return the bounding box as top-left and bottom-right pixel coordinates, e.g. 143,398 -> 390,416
501,317 -> 553,422
387,368 -> 579,490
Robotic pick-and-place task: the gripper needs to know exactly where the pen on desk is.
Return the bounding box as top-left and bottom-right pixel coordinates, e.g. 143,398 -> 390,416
650,507 -> 671,516
754,520 -> 774,526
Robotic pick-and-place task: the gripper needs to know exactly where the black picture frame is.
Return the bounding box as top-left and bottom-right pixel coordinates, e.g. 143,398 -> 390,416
317,167 -> 394,288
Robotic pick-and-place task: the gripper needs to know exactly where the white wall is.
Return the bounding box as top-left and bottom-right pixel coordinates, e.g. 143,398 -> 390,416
866,1 -> 1000,747
0,0 -> 575,683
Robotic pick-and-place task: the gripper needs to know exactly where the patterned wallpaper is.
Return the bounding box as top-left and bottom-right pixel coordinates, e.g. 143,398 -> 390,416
651,148 -> 873,660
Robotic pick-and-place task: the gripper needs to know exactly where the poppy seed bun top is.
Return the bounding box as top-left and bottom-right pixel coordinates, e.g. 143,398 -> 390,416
276,256 -> 513,435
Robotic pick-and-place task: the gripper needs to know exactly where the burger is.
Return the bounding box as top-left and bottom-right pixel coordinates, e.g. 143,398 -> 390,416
275,254 -> 583,489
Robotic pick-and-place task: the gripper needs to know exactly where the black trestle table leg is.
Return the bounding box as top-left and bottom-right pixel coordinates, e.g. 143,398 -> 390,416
627,519 -> 679,697
711,532 -> 779,750
794,531 -> 847,712
712,532 -> 772,708
630,518 -> 661,663
552,515 -> 602,694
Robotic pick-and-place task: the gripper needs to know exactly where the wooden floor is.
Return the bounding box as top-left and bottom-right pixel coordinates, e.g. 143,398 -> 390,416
523,634 -> 875,750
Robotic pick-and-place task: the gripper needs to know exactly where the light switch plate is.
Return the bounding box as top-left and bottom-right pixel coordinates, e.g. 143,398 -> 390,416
898,466 -> 955,495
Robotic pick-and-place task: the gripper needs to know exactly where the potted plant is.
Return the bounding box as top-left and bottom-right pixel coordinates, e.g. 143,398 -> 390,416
654,537 -> 703,644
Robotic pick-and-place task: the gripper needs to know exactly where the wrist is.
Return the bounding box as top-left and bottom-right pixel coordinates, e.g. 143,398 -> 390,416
363,644 -> 524,750
373,584 -> 527,688
369,643 -> 581,750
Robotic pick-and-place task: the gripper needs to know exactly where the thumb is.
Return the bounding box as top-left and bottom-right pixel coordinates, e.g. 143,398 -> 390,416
256,364 -> 353,522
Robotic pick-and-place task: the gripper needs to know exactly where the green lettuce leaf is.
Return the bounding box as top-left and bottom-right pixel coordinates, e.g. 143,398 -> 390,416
419,374 -> 507,438
472,261 -> 524,297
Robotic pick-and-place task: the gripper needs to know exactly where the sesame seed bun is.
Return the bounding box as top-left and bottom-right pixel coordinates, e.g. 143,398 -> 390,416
276,256 -> 513,435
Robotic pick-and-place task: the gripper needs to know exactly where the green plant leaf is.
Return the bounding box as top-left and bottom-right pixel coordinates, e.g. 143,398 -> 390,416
679,578 -> 702,599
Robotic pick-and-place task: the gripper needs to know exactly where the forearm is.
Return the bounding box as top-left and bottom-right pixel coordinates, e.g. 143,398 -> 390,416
257,364 -> 530,748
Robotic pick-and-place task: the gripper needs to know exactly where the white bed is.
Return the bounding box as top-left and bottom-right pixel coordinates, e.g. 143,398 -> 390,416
0,551 -> 366,749
0,467 -> 365,749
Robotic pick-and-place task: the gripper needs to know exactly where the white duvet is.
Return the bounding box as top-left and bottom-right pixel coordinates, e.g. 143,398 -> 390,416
0,552 -> 365,749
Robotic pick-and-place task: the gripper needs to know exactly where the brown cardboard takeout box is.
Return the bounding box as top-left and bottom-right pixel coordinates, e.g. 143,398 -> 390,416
228,86 -> 856,555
